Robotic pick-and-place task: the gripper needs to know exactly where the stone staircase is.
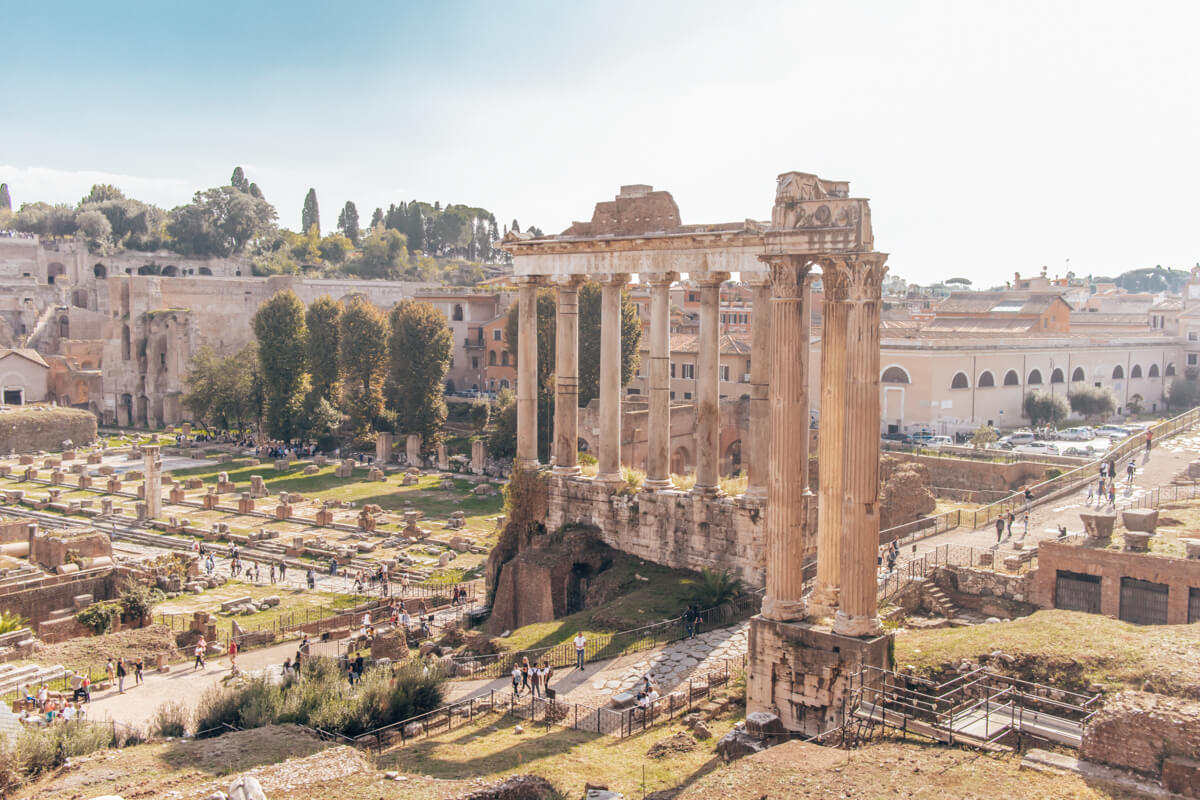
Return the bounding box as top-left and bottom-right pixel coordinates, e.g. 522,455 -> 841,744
0,661 -> 67,697
921,579 -> 962,619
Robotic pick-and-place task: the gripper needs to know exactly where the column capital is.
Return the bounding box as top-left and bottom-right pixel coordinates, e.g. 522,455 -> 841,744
513,275 -> 545,288
818,253 -> 888,303
693,271 -> 730,288
758,254 -> 812,299
646,271 -> 679,288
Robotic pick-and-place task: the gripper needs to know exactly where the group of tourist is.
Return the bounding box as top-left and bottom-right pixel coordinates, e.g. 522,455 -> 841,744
510,656 -> 554,698
1087,458 -> 1135,508
104,657 -> 143,693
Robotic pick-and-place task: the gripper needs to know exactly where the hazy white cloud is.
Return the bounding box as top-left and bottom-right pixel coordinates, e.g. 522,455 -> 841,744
0,165 -> 195,211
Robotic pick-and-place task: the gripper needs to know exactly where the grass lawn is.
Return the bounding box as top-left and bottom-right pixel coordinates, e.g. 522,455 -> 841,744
381,712 -> 737,797
493,556 -> 707,654
894,609 -> 1200,696
156,579 -> 361,634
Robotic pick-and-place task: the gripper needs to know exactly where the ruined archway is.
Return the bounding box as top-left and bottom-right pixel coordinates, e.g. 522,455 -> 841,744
723,439 -> 743,477
670,445 -> 692,475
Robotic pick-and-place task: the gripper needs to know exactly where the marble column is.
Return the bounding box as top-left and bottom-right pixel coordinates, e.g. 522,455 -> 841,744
833,254 -> 888,638
745,276 -> 772,502
597,274 -> 627,485
759,256 -> 813,621
516,277 -> 540,469
645,272 -> 678,490
553,277 -> 583,475
693,272 -> 729,494
811,259 -> 849,616
143,444 -> 162,521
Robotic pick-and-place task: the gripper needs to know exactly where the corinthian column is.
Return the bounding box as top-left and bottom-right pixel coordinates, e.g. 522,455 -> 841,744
745,275 -> 771,502
759,255 -> 813,621
833,254 -> 888,638
553,276 -> 583,475
693,272 -> 729,494
516,277 -> 540,469
645,272 -> 678,490
811,259 -> 850,616
597,274 -> 627,486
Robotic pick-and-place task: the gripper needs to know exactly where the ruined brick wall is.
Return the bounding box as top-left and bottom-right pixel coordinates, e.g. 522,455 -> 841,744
1032,541 -> 1200,624
546,476 -> 772,587
887,452 -> 1049,493
1081,692 -> 1200,777
932,565 -> 1036,618
0,570 -> 115,632
0,406 -> 97,453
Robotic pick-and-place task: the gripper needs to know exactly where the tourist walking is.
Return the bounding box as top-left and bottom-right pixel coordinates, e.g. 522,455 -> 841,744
1005,512 -> 1015,539
1126,461 -> 1135,486
279,561 -> 287,582
105,659 -> 115,687
134,658 -> 144,686
228,638 -> 238,671
1021,513 -> 1029,540
520,657 -> 531,695
1023,487 -> 1034,514
511,664 -> 522,698
1108,483 -> 1116,507
995,516 -> 1005,543
1145,429 -> 1153,453
116,658 -> 126,694
269,563 -> 276,584
194,638 -> 207,670
574,632 -> 587,671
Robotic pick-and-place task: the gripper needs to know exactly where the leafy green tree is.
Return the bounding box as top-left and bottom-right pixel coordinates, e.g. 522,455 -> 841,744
488,388 -> 518,460
230,167 -> 249,193
1023,390 -> 1069,427
305,296 -> 342,408
302,188 -> 320,236
75,209 -> 112,249
339,296 -> 389,433
0,183 -> 10,212
469,398 -> 491,432
79,184 -> 125,205
1069,383 -> 1117,423
576,280 -> 642,407
168,187 -> 277,256
318,233 -> 353,264
249,182 -> 264,199
386,300 -> 453,450
88,198 -> 163,245
370,207 -> 384,228
182,344 -> 261,433
688,568 -> 744,608
337,201 -> 360,245
346,226 -> 408,278
970,424 -> 997,449
306,396 -> 343,450
253,290 -> 309,440
1167,377 -> 1198,410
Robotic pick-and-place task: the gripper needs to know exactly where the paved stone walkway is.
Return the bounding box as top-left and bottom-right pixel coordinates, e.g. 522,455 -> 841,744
904,431 -> 1200,565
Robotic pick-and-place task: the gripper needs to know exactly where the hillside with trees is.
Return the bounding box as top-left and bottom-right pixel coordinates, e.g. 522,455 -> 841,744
0,168 -> 537,285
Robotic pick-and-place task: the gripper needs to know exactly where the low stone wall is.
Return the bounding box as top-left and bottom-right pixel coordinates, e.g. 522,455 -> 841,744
0,405 -> 98,453
1081,691 -> 1200,783
546,475 -> 773,587
1032,541 -> 1200,624
888,452 -> 1049,493
0,568 -> 115,633
932,564 -> 1036,618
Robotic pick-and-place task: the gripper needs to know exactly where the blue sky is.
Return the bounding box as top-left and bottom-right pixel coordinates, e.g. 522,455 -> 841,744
3,1 -> 1198,287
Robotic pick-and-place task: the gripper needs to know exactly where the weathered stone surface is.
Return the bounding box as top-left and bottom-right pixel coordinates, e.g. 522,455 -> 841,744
227,774 -> 267,800
716,728 -> 768,762
454,774 -> 559,800
1122,531 -> 1152,552
1080,691 -> 1200,778
1121,508 -> 1158,533
1079,513 -> 1116,540
745,711 -> 786,739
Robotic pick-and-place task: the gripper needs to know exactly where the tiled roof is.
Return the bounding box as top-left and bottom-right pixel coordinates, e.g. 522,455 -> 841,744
0,348 -> 49,369
935,292 -> 1070,314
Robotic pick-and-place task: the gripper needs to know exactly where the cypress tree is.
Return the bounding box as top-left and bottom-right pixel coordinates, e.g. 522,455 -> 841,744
302,188 -> 320,236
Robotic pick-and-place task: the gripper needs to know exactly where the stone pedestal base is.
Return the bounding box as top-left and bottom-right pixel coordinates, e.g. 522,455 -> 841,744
832,610 -> 883,638
747,615 -> 892,736
761,596 -> 808,622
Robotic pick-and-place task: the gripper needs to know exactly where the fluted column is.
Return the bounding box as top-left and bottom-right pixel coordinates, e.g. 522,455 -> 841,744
833,254 -> 888,638
693,272 -> 729,494
759,256 -> 813,621
516,277 -> 540,469
597,274 -> 627,485
553,276 -> 583,475
811,259 -> 850,616
745,276 -> 771,502
645,272 -> 678,489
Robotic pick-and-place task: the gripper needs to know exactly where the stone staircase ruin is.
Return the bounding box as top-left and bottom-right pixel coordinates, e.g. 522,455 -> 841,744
921,579 -> 961,619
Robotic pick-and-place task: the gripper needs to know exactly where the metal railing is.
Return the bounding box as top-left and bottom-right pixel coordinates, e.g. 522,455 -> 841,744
968,407 -> 1200,530
877,542 -> 1038,605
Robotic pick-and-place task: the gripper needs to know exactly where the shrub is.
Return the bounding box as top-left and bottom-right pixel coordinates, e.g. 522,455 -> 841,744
151,700 -> 190,738
688,568 -> 744,609
617,466 -> 645,496
0,610 -> 27,634
16,721 -> 115,777
76,600 -> 122,634
119,579 -> 165,624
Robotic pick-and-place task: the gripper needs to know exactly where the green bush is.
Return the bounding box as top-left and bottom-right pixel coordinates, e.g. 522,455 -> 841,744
76,600 -> 122,634
151,700 -> 191,738
0,610 -> 27,634
15,721 -> 116,778
190,658 -> 445,739
687,568 -> 744,609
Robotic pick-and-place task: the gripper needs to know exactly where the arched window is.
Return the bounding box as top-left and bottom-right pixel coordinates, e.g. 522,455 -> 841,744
452,304 -> 464,321
951,372 -> 969,389
1130,364 -> 1142,378
1112,365 -> 1124,380
1072,367 -> 1086,382
1027,369 -> 1043,385
978,370 -> 996,388
500,379 -> 510,389
161,265 -> 179,277
93,263 -> 107,279
1166,363 -> 1176,377
488,351 -> 497,366
1149,363 -> 1160,378
1050,368 -> 1065,384
880,366 -> 910,384
1003,370 -> 1020,386
501,351 -> 510,366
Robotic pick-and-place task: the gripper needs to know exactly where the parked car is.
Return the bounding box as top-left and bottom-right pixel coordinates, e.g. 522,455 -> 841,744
1120,422 -> 1149,434
1060,444 -> 1096,457
1004,429 -> 1036,445
881,432 -> 913,445
1056,426 -> 1094,441
926,435 -> 954,450
1013,441 -> 1061,456
911,431 -> 936,444
1095,424 -> 1132,439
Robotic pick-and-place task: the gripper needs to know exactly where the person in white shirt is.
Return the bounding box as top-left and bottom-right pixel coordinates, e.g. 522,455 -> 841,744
511,665 -> 522,698
574,633 -> 586,671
